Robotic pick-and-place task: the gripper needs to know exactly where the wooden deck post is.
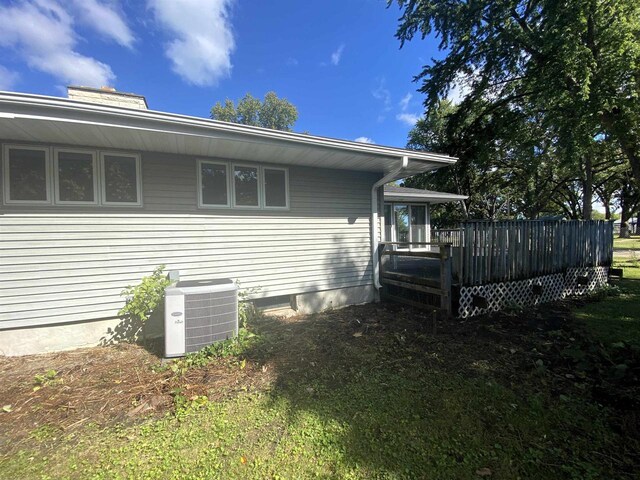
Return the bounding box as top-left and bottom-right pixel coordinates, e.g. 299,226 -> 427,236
440,244 -> 452,317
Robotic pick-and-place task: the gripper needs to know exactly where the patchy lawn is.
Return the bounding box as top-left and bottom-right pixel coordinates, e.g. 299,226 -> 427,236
614,236 -> 640,251
1,290 -> 639,479
613,236 -> 640,267
575,266 -> 640,348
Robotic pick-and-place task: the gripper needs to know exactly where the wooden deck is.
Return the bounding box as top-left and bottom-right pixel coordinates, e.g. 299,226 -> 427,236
381,220 -> 614,317
379,243 -> 452,317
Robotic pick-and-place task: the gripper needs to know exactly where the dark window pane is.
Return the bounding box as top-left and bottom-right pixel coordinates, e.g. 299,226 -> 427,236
104,155 -> 138,203
234,166 -> 258,206
201,163 -> 227,205
384,204 -> 392,241
58,151 -> 94,202
394,204 -> 409,243
264,168 -> 286,207
8,148 -> 48,201
411,205 -> 426,243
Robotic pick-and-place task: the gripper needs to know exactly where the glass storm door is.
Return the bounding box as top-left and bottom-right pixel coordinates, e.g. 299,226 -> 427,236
383,203 -> 428,248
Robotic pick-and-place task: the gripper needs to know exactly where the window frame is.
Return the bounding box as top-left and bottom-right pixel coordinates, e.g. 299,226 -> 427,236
383,202 -> 430,249
231,162 -> 263,209
197,159 -> 231,208
53,147 -> 99,206
99,151 -> 143,207
2,144 -> 52,205
262,166 -> 289,210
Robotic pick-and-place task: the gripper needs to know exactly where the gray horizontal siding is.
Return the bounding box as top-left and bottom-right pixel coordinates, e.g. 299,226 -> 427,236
0,150 -> 379,329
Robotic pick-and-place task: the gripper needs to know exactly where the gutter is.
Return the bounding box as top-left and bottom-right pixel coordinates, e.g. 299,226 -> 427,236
371,155 -> 409,293
0,91 -> 457,166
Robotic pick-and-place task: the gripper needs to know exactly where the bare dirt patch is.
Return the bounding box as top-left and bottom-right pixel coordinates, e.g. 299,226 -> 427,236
0,342 -> 271,454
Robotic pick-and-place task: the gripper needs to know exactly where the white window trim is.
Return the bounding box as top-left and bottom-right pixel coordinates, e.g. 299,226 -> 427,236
262,166 -> 290,210
99,151 -> 143,207
54,148 -> 99,206
231,162 -> 262,209
2,144 -> 52,205
197,159 -> 231,208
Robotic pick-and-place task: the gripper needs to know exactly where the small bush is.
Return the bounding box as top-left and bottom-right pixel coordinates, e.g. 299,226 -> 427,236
118,265 -> 172,342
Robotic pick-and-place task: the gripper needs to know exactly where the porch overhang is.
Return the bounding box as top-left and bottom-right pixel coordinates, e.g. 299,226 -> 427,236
0,91 -> 456,181
384,186 -> 468,204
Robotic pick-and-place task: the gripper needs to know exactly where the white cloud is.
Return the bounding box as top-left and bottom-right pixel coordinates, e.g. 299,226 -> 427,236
70,0 -> 134,48
354,136 -> 375,144
399,92 -> 412,111
372,77 -> 391,111
0,1 -> 120,86
149,0 -> 236,86
447,71 -> 473,104
396,112 -> 420,126
0,66 -> 19,90
330,44 -> 344,66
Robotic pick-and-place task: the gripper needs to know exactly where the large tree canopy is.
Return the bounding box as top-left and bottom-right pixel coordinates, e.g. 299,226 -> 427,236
392,0 -> 640,187
210,92 -> 298,131
392,0 -> 640,229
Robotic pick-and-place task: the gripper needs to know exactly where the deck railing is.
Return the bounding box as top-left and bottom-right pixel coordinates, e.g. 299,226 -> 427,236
459,220 -> 614,286
380,220 -> 613,315
379,242 -> 452,316
431,228 -> 463,247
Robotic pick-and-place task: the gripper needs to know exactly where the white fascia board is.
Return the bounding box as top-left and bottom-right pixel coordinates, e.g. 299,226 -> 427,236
385,192 -> 469,203
0,91 -> 457,172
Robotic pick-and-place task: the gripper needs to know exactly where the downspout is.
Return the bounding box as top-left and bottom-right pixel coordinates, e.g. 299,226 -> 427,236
371,155 -> 409,293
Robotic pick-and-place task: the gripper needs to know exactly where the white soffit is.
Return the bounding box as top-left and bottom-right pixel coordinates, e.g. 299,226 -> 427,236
0,91 -> 456,177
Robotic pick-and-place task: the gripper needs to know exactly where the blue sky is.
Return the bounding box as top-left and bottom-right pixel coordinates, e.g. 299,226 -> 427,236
0,0 -> 446,148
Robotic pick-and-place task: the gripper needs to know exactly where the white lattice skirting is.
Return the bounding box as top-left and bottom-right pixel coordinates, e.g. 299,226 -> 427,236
458,267 -> 609,318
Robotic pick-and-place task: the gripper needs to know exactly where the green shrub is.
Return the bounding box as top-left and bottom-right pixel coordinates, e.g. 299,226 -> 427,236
118,265 -> 172,342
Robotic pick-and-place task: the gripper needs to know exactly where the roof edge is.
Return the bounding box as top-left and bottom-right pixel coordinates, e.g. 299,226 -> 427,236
0,91 -> 457,165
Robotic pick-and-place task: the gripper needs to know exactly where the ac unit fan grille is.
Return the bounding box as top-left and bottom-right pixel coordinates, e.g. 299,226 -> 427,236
184,291 -> 238,353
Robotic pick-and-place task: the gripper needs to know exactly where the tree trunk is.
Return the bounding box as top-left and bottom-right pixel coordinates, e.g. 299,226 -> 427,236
619,205 -> 631,238
582,155 -> 593,220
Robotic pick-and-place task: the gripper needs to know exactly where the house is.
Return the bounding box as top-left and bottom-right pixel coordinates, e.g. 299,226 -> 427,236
0,87 -> 462,356
382,185 -> 467,244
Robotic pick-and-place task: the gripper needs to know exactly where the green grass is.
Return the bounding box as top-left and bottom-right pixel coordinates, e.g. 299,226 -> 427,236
613,236 -> 640,251
2,301 -> 638,479
0,368 -> 621,480
575,266 -> 640,347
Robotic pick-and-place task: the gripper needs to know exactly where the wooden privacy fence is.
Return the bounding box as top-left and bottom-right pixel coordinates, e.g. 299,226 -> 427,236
459,220 -> 614,286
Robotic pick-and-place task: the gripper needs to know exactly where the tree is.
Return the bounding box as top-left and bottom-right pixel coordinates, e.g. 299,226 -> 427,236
391,0 -> 640,188
210,92 -> 298,131
403,97 -> 572,224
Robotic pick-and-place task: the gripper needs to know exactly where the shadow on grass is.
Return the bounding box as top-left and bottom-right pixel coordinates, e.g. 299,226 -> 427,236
239,302 -> 631,479
577,272 -> 640,348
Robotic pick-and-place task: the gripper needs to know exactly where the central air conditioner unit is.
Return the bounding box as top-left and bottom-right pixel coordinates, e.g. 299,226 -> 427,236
164,278 -> 238,358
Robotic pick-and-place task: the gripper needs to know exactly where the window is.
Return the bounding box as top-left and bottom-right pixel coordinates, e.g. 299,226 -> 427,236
410,205 -> 426,243
3,145 -> 142,207
196,161 -> 289,210
198,161 -> 229,207
384,203 -> 429,247
100,153 -> 141,206
263,168 -> 288,208
383,204 -> 393,241
3,145 -> 51,204
394,204 -> 410,243
233,164 -> 260,207
54,149 -> 97,204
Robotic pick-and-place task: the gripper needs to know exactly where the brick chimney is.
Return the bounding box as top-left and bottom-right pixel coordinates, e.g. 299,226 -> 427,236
67,86 -> 148,110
